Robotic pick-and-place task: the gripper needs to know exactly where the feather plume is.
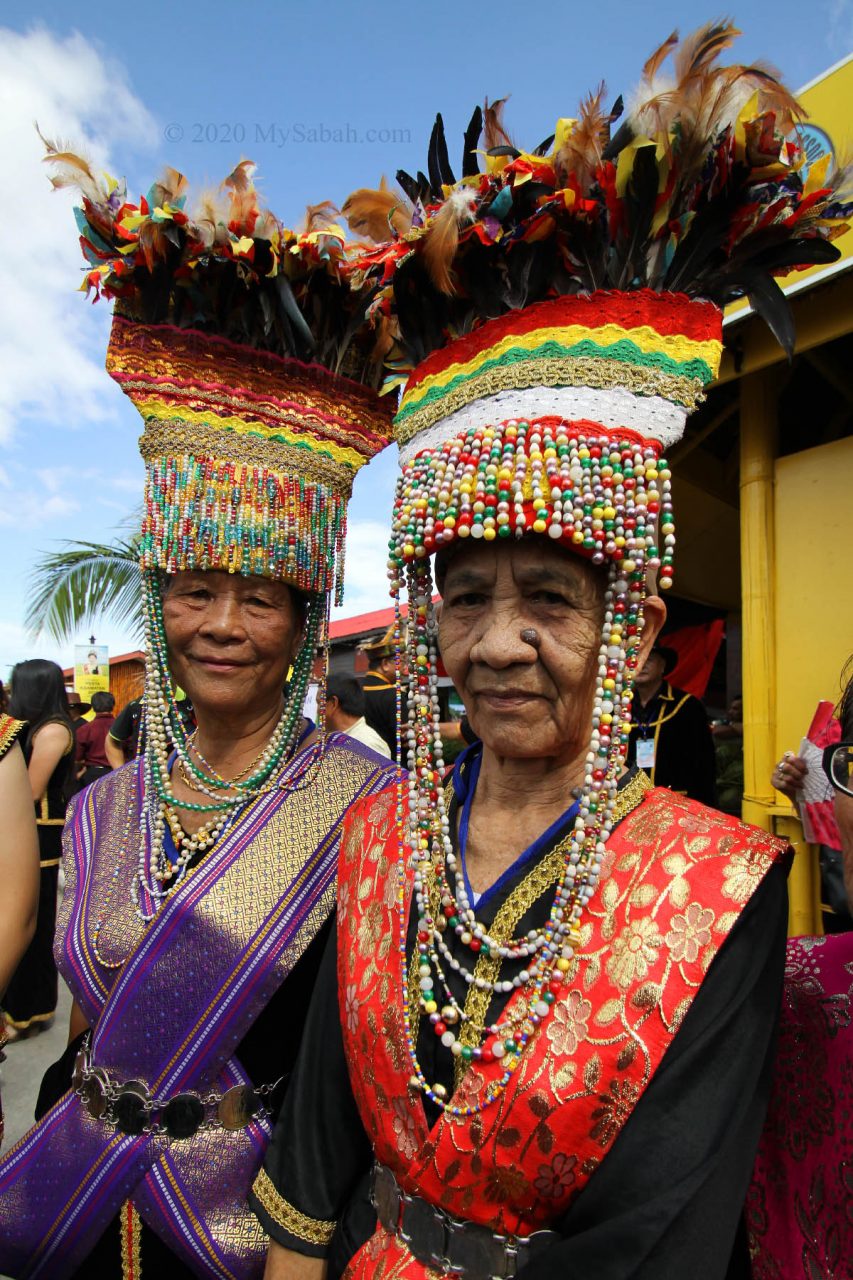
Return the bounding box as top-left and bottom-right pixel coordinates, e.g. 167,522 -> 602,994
304,200 -> 339,233
423,188 -> 478,294
342,178 -> 412,243
342,22 -> 851,366
149,167 -> 188,210
555,84 -> 612,188
483,98 -> 514,153
45,145 -> 379,372
38,127 -> 110,206
221,160 -> 257,194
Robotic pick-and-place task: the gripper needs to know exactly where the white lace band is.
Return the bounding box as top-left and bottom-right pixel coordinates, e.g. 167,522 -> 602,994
398,384 -> 688,464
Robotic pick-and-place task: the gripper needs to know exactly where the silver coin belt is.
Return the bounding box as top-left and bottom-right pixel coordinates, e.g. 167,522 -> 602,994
72,1037 -> 283,1140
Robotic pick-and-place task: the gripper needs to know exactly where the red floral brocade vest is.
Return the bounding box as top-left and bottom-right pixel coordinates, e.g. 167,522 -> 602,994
337,781 -> 787,1280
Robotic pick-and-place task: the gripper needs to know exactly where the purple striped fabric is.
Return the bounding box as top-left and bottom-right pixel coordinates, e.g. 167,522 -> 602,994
0,737 -> 395,1278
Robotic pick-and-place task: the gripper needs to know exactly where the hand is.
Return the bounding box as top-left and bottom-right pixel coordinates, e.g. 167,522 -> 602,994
771,751 -> 807,802
263,1240 -> 327,1279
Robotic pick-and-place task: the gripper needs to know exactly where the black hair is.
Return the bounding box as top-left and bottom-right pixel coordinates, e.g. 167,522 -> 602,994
838,658 -> 853,739
327,673 -> 366,718
91,691 -> 115,713
9,659 -> 74,738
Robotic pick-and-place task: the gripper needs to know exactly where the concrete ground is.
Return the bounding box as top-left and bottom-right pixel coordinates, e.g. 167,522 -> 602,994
1,977 -> 73,1152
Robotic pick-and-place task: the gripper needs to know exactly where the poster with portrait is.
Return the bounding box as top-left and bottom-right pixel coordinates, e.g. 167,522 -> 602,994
74,644 -> 110,701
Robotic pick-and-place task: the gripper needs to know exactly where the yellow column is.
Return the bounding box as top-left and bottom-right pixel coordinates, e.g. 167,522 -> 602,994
738,368 -> 818,934
739,369 -> 777,822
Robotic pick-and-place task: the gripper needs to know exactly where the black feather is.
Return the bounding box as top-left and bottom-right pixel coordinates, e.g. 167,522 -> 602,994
602,119 -> 634,162
487,145 -> 521,159
276,275 -> 316,353
743,272 -> 796,357
462,106 -> 483,177
533,133 -> 556,157
609,95 -> 624,122
428,115 -> 455,198
617,141 -> 658,288
396,169 -> 423,206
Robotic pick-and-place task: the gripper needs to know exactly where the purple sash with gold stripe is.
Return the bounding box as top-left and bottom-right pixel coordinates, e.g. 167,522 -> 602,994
0,736 -> 394,1278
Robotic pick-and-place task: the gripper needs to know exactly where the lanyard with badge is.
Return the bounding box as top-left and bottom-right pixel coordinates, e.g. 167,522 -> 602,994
636,728 -> 656,771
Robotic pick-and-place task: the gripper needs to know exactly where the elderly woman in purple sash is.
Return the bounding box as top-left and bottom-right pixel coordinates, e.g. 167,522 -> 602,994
0,163 -> 393,1277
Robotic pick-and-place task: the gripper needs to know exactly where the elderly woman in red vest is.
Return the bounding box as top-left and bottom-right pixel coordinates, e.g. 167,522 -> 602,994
254,26 -> 849,1280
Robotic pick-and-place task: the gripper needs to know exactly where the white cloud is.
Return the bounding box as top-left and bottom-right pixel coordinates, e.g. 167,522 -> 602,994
0,26 -> 158,445
0,487 -> 78,528
333,518 -> 394,618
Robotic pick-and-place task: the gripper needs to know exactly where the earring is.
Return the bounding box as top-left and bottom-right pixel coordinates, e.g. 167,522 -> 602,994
520,628 -> 541,649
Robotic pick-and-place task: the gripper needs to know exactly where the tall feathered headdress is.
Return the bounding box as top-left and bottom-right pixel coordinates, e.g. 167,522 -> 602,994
42,143 -> 393,597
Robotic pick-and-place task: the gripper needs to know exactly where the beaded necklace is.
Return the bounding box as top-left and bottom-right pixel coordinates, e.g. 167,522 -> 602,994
132,570 -> 328,921
393,531 -> 646,1116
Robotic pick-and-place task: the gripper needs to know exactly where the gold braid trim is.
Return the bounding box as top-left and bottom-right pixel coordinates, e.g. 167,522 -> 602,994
0,715 -> 25,761
139,420 -> 356,495
120,1200 -> 142,1280
251,1167 -> 336,1246
396,358 -> 704,445
454,769 -> 653,1087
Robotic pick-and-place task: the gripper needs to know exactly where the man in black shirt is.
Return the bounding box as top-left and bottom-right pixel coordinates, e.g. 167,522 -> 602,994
359,627 -> 398,760
628,644 -> 717,806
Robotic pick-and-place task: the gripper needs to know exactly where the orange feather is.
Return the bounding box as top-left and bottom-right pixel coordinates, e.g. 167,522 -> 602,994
423,189 -> 477,294
555,84 -> 612,189
483,97 -> 513,152
342,179 -> 411,243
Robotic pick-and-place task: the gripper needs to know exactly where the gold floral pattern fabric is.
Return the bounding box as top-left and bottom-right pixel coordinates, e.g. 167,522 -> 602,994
338,785 -> 786,1278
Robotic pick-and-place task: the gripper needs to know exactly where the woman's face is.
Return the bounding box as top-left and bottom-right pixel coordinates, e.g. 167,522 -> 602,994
438,540 -> 662,765
161,571 -> 305,722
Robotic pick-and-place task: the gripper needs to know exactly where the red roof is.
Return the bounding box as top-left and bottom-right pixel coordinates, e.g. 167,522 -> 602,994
328,603 -> 403,641
328,596 -> 441,642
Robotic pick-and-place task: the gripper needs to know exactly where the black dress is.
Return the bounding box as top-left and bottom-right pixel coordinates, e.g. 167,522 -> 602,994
3,720 -> 74,1031
255,767 -> 789,1280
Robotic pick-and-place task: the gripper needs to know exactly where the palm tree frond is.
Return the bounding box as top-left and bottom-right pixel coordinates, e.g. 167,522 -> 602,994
26,538 -> 143,644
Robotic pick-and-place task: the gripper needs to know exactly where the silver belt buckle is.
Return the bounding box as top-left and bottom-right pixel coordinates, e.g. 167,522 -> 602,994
372,1163 -> 401,1234
400,1195 -> 446,1266
446,1219 -> 512,1277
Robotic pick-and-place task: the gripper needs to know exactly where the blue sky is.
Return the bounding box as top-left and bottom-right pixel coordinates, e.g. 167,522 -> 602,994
1,0 -> 850,678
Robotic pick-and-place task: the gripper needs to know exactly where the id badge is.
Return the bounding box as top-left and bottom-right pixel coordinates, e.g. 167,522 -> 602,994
636,737 -> 656,771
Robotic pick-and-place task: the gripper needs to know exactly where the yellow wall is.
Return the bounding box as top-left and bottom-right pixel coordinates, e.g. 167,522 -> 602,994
774,435 -> 853,753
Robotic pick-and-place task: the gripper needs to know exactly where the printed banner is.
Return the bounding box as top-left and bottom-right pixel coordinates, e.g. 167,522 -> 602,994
73,644 -> 109,701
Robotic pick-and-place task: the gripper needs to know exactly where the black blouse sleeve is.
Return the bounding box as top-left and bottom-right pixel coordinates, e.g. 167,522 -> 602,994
249,917 -> 374,1266
517,859 -> 789,1280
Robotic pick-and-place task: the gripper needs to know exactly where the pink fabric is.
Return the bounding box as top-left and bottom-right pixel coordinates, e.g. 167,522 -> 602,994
747,933 -> 853,1279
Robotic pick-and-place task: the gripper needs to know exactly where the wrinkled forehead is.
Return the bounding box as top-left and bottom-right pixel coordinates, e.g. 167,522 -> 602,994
161,568 -> 309,614
435,536 -> 607,595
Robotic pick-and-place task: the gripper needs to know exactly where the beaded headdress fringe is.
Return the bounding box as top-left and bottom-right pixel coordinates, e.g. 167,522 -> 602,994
109,317 -> 392,601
